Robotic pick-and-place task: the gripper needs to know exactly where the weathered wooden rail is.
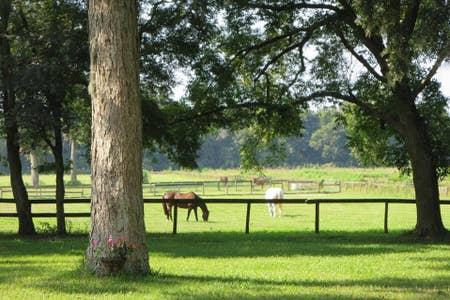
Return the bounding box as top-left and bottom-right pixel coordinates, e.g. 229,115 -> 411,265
1,198 -> 450,234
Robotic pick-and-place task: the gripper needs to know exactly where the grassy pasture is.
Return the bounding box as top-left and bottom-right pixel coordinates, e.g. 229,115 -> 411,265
1,167 -> 450,299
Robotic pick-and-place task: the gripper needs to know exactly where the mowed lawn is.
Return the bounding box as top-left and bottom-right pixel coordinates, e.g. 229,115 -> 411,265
1,168 -> 450,299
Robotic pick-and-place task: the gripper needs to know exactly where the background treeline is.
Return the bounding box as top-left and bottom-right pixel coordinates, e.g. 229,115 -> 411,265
0,107 -> 357,174
148,107 -> 357,170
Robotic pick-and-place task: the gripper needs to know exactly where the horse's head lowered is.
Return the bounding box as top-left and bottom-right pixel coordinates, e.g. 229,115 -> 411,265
202,209 -> 210,222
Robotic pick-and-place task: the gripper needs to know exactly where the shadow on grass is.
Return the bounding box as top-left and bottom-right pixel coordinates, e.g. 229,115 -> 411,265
1,230 -> 450,298
149,230 -> 450,258
1,230 -> 449,259
14,266 -> 450,299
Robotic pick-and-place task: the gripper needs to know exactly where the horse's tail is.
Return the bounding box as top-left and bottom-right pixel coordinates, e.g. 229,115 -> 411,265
162,199 -> 171,220
162,202 -> 168,217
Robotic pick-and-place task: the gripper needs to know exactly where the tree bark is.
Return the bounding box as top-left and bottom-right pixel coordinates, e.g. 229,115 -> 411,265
403,112 -> 446,237
86,0 -> 149,275
0,0 -> 36,236
70,139 -> 77,183
30,150 -> 40,188
395,92 -> 447,238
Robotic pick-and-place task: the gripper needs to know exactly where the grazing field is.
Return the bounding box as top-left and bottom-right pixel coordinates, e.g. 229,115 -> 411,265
1,167 -> 450,299
1,231 -> 450,299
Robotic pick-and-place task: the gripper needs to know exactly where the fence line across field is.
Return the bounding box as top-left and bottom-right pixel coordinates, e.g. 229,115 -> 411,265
2,180 -> 448,197
1,197 -> 450,234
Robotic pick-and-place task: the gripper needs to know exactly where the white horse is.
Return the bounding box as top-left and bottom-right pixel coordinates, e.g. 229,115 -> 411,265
265,187 -> 283,217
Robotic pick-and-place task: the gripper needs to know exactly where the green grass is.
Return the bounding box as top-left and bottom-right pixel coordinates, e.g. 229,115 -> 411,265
1,167 -> 450,299
1,231 -> 450,299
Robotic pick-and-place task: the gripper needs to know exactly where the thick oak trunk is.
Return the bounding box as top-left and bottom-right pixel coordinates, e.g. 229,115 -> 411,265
30,150 -> 40,188
404,116 -> 446,238
1,0 -> 36,235
86,0 -> 149,275
395,91 -> 447,238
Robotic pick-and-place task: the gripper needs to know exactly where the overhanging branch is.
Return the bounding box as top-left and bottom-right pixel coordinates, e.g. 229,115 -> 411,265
337,0 -> 389,76
414,45 -> 450,96
251,14 -> 339,81
246,2 -> 340,12
335,28 -> 386,83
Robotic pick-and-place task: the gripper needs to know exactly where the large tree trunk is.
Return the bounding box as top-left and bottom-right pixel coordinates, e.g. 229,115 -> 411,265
404,115 -> 446,237
86,0 -> 149,275
30,150 -> 40,188
0,0 -> 36,236
70,139 -> 77,183
396,92 -> 447,238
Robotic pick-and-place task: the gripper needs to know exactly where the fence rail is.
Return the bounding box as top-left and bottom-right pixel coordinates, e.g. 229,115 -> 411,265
2,197 -> 450,234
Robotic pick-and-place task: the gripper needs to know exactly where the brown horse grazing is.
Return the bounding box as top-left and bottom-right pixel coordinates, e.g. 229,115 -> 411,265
162,192 -> 209,222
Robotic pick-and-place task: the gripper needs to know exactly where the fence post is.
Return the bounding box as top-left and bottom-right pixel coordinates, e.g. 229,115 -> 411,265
384,201 -> 389,233
202,183 -> 205,195
235,179 -> 238,192
250,181 -> 253,193
226,184 -> 229,195
245,202 -> 251,234
315,201 -> 320,233
338,181 -> 341,193
173,201 -> 178,234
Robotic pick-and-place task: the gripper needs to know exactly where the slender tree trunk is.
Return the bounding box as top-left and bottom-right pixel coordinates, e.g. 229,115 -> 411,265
0,0 -> 36,235
70,139 -> 77,183
6,127 -> 36,235
30,150 -> 40,188
86,0 -> 149,275
52,123 -> 66,235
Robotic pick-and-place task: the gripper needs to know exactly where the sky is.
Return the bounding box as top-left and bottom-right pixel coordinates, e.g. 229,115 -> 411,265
435,63 -> 450,97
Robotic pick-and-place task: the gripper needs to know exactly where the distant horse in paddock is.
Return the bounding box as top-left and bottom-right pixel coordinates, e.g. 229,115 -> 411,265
219,176 -> 228,185
265,187 -> 283,217
162,191 -> 210,222
253,177 -> 270,188
218,176 -> 228,190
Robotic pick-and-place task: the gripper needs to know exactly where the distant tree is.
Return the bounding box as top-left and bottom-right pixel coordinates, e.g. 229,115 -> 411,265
86,0 -> 150,275
309,108 -> 356,166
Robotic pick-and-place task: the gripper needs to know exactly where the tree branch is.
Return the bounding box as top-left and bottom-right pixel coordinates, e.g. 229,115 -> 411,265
337,0 -> 389,76
233,13 -> 339,61
335,28 -> 386,82
246,2 -> 340,12
253,38 -> 308,81
250,14 -> 339,80
232,28 -> 306,60
290,90 -> 405,133
414,46 -> 450,96
401,0 -> 421,41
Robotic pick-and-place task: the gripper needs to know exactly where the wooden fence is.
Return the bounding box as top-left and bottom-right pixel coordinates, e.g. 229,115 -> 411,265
1,198 -> 450,234
305,199 -> 450,233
